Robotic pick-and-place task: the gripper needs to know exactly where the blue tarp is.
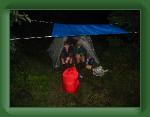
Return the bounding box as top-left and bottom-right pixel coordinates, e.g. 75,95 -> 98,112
52,23 -> 128,37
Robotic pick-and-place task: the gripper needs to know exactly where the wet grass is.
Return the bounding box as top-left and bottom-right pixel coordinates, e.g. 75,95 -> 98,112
10,43 -> 140,107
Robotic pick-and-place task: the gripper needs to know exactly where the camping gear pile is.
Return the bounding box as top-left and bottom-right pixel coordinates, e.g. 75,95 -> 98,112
62,67 -> 79,94
48,23 -> 128,68
47,36 -> 99,68
47,23 -> 128,93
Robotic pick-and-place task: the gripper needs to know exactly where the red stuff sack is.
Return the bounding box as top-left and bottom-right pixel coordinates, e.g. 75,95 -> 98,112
62,67 -> 79,94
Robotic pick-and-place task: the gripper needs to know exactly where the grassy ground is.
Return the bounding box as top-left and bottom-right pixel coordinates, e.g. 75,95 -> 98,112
10,39 -> 140,107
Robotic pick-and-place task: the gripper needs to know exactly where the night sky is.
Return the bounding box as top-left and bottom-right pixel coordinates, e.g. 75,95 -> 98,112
22,10 -> 111,23
11,10 -> 112,38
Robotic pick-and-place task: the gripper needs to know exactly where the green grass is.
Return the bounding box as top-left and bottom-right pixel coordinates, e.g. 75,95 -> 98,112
10,44 -> 140,107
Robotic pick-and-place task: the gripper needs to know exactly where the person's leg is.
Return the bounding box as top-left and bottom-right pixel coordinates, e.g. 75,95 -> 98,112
75,54 -> 84,78
61,58 -> 65,65
61,57 -> 67,71
81,55 -> 85,63
79,54 -> 86,68
69,57 -> 73,64
75,54 -> 81,64
65,57 -> 70,64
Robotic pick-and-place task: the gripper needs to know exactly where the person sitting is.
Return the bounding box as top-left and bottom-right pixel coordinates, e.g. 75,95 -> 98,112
72,39 -> 87,79
60,41 -> 74,67
74,40 -> 87,68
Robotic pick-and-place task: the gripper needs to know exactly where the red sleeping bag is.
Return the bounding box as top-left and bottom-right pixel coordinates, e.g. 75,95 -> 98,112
62,66 -> 79,94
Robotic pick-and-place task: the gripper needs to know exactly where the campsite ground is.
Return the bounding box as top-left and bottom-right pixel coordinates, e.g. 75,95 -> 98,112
10,37 -> 140,107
